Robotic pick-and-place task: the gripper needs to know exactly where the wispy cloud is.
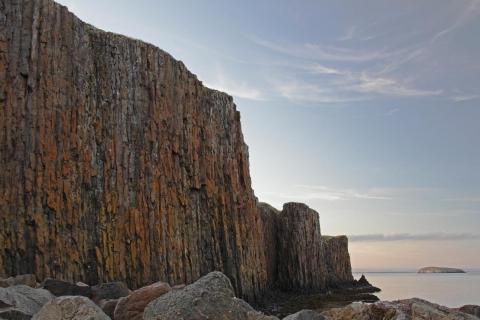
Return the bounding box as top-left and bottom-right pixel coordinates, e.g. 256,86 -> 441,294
349,232 -> 480,242
265,185 -> 392,202
204,66 -> 265,101
251,36 -> 390,63
431,0 -> 480,43
451,94 -> 480,103
386,108 -> 400,116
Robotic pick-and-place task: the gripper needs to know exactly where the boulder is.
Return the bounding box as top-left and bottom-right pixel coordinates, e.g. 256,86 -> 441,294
41,279 -> 92,298
143,271 -> 278,320
32,296 -> 110,320
0,275 -> 37,288
459,305 -> 480,318
98,299 -> 118,319
0,285 -> 54,319
283,310 -> 325,320
91,282 -> 130,303
321,298 -> 478,320
113,281 -> 171,320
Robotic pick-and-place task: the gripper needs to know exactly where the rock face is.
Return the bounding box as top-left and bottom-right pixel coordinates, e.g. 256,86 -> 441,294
32,296 -> 110,320
418,267 -> 466,273
321,299 -> 478,320
258,203 -> 280,286
0,0 -> 267,301
143,271 -> 278,320
276,203 -> 327,292
321,236 -> 354,287
0,285 -> 54,319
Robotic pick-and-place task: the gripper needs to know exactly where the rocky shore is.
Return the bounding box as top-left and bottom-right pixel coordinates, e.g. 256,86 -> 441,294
1,272 -> 478,319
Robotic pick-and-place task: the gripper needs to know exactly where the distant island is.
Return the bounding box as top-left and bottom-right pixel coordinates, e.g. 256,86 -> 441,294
418,267 -> 466,273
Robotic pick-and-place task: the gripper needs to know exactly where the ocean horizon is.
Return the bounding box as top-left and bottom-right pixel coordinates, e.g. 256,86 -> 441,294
353,271 -> 480,307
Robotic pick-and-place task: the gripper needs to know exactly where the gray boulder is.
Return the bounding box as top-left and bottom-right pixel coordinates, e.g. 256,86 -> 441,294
144,271 -> 278,320
0,275 -> 37,288
283,310 -> 325,320
0,285 -> 54,319
32,296 -> 110,320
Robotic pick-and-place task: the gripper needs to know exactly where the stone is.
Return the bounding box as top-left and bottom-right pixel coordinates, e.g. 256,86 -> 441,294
113,281 -> 171,320
459,305 -> 480,318
91,282 -> 130,303
276,203 -> 327,292
98,299 -> 118,319
0,0 -> 267,302
0,285 -> 54,319
32,296 -> 110,320
144,271 -> 278,320
0,275 -> 37,288
258,202 -> 280,285
321,236 -> 354,287
283,310 -> 325,320
321,298 -> 478,320
41,279 -> 92,298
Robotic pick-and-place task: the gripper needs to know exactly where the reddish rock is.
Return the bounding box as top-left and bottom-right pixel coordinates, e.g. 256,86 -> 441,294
0,0 -> 267,301
113,281 -> 171,320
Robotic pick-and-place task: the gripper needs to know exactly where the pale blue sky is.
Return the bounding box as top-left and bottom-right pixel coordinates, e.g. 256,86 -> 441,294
57,0 -> 480,269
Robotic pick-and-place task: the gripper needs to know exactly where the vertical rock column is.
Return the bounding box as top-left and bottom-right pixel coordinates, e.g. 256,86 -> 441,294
258,202 -> 279,285
276,203 -> 327,292
322,236 -> 354,287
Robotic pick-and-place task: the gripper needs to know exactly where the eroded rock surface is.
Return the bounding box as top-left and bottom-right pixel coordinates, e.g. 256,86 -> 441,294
0,0 -> 267,301
321,298 -> 478,320
276,203 -> 327,292
113,280 -> 170,320
283,309 -> 326,320
0,285 -> 54,319
321,236 -> 353,287
32,296 -> 110,320
144,271 -> 278,320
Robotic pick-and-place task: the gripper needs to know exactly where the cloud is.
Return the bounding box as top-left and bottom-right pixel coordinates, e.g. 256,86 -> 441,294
272,80 -> 365,104
265,185 -> 392,202
451,94 -> 480,102
349,232 -> 480,242
431,0 -> 480,43
204,66 -> 265,101
350,73 -> 442,97
386,108 -> 400,116
251,36 -> 390,63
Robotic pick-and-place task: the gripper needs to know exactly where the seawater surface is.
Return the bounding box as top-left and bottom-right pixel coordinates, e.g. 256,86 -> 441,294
354,271 -> 480,307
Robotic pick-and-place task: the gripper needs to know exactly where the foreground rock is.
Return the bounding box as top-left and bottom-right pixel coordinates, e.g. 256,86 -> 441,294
283,310 -> 325,320
144,271 -> 278,320
321,298 -> 478,320
32,296 -> 110,320
91,282 -> 130,303
41,279 -> 92,297
459,305 -> 480,318
0,275 -> 37,288
418,267 -> 466,273
113,281 -> 171,320
0,285 -> 54,319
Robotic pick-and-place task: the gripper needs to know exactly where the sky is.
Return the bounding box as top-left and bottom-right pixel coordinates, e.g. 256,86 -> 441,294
56,0 -> 480,271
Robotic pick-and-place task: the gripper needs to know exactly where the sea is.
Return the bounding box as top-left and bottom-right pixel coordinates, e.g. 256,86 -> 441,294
353,271 -> 480,307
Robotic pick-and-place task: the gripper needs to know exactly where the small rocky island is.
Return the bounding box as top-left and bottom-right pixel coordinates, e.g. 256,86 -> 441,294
418,267 -> 466,273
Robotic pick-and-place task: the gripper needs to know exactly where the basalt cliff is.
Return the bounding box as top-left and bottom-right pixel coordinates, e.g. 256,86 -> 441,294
0,0 -> 356,302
